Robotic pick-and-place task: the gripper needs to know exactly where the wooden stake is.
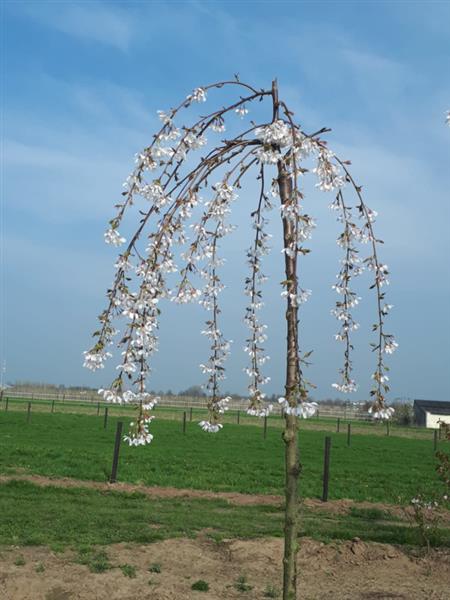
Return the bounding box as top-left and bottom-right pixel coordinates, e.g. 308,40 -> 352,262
109,421 -> 123,483
347,423 -> 351,447
322,436 -> 332,502
103,406 -> 109,429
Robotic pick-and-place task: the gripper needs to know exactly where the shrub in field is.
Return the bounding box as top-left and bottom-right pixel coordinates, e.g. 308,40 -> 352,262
394,403 -> 414,426
148,562 -> 162,573
77,548 -> 111,573
405,422 -> 449,551
84,78 -> 396,599
436,421 -> 450,491
191,580 -> 209,592
235,575 -> 253,592
13,555 -> 25,566
120,563 -> 137,578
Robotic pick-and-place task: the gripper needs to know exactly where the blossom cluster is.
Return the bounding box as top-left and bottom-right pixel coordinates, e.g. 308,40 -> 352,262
176,180 -> 238,432
243,181 -> 273,418
278,397 -> 318,419
326,177 -> 397,419
329,193 -> 363,395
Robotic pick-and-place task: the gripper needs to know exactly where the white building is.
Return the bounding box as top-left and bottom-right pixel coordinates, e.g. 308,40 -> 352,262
413,400 -> 450,429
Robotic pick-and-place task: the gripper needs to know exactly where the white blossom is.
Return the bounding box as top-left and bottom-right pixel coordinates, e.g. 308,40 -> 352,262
332,381 -> 358,393
383,339 -> 399,354
278,397 -> 318,418
198,420 -> 223,433
157,110 -> 172,124
83,350 -> 112,371
104,228 -> 126,246
313,149 -> 344,191
187,87 -> 207,103
255,120 -> 292,147
368,406 -> 395,420
247,405 -> 273,417
235,106 -> 248,118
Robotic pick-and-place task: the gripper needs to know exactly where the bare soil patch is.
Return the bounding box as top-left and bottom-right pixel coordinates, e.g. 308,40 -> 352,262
0,537 -> 449,600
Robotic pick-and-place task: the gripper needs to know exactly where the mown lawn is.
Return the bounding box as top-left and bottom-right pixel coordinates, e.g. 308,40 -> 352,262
1,480 -> 449,549
2,395 -> 432,439
0,410 -> 445,504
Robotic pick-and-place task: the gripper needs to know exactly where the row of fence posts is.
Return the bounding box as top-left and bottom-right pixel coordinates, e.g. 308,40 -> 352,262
2,397 -> 445,449
89,410 -> 446,491
1,397 -> 445,488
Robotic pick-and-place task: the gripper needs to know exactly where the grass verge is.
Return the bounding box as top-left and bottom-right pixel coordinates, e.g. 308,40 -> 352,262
0,480 -> 449,549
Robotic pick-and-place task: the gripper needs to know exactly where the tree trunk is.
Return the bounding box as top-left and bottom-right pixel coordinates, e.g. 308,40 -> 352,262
278,163 -> 301,600
271,79 -> 301,599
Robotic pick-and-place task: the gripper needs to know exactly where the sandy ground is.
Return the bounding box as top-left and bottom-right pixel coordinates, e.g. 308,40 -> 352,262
0,536 -> 449,600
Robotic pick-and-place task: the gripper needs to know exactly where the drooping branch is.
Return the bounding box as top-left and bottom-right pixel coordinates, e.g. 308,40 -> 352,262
244,165 -> 273,417
336,160 -> 396,418
329,189 -> 363,395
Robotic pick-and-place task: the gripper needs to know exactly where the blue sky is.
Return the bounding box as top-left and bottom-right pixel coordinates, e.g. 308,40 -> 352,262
3,0 -> 450,401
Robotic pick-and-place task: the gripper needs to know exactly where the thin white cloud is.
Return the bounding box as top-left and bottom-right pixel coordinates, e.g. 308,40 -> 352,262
15,2 -> 135,51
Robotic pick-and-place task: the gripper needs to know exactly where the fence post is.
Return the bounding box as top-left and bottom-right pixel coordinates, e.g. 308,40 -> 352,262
5,397 -> 8,411
263,416 -> 268,439
27,402 -> 32,423
97,402 -> 100,416
322,436 -> 332,502
434,429 -> 438,452
189,406 -> 193,422
336,418 -> 340,433
237,410 -> 240,424
347,423 -> 351,447
183,411 -> 187,435
51,399 -> 55,413
109,421 -> 123,484
386,420 -> 390,436
103,406 -> 109,429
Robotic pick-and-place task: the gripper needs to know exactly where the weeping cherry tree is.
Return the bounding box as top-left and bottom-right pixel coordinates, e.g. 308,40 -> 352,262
84,78 -> 397,599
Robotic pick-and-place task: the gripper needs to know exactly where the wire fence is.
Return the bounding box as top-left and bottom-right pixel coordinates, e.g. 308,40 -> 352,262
1,389 -> 374,421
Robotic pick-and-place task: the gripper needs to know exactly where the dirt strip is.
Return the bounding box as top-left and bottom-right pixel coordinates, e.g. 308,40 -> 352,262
3,473 -> 450,523
1,537 -> 449,600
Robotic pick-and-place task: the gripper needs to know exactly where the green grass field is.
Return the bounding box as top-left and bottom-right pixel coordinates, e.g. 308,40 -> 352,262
1,408 -> 449,552
0,409 -> 444,503
1,395 -> 433,439
1,479 -> 449,550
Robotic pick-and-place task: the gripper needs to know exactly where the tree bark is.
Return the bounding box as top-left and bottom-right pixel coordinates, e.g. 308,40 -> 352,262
278,166 -> 301,599
273,79 -> 301,600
